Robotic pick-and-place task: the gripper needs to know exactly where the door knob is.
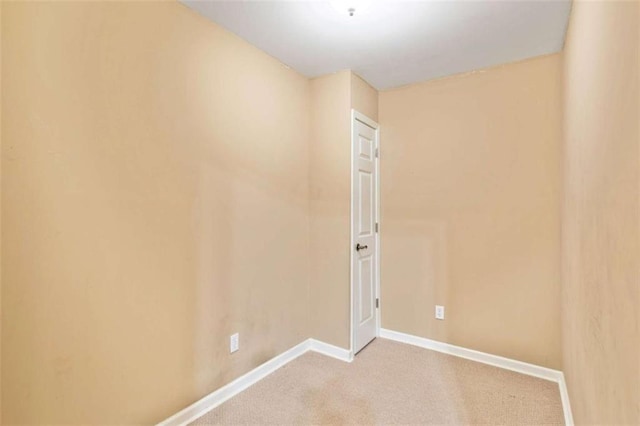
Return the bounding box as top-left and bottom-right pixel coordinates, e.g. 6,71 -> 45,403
356,243 -> 368,251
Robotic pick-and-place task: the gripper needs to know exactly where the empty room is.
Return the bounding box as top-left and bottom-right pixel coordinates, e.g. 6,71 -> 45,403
1,0 -> 638,425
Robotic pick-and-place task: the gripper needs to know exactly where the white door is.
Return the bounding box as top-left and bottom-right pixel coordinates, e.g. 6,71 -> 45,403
351,112 -> 379,354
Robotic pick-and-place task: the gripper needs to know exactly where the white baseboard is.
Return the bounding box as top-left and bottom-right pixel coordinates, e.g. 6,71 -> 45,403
558,373 -> 574,426
379,328 -> 573,425
157,338 -> 352,426
309,339 -> 353,362
159,331 -> 573,426
379,329 -> 561,381
157,339 -> 312,426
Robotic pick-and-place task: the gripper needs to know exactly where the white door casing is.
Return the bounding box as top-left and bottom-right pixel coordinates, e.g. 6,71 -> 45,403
351,110 -> 379,355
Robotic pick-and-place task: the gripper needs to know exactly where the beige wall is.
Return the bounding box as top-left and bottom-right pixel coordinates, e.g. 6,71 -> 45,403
351,73 -> 379,122
379,55 -> 563,369
308,71 -> 352,348
1,2 -> 310,423
308,71 -> 378,349
7,0 -> 638,423
561,1 -> 639,423
2,2 -> 380,420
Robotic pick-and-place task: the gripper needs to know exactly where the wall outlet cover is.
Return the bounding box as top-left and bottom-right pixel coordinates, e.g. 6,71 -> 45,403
230,333 -> 239,353
435,305 -> 445,320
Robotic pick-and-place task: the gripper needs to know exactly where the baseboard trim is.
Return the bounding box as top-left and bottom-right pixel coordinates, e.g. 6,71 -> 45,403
309,339 -> 353,362
379,328 -> 574,425
558,373 -> 574,425
156,339 -> 312,426
380,328 -> 561,381
159,331 -> 573,426
157,338 -> 352,426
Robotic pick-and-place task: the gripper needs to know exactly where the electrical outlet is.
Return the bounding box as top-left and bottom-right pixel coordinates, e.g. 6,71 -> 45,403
230,333 -> 239,353
435,305 -> 445,320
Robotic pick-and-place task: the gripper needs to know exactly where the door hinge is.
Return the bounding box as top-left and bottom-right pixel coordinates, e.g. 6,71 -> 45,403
375,148 -> 379,158
376,298 -> 379,308
375,222 -> 379,233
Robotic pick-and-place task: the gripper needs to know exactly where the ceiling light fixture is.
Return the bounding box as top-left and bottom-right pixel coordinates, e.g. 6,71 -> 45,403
328,0 -> 373,17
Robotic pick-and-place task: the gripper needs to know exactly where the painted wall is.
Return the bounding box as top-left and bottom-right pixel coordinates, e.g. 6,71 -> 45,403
378,55 -> 563,369
10,0 -> 637,423
351,73 -> 379,122
561,1 -> 639,423
308,71 -> 378,350
1,2 -> 310,423
308,71 -> 352,348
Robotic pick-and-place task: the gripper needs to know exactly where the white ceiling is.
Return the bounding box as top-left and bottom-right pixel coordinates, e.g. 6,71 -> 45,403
181,0 -> 572,90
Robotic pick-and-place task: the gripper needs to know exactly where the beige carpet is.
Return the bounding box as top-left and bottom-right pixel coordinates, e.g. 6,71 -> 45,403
191,339 -> 564,425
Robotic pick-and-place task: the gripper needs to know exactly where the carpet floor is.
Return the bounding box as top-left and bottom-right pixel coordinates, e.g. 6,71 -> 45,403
191,338 -> 564,425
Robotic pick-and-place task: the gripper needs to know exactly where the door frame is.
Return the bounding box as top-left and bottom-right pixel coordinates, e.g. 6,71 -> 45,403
350,109 -> 381,356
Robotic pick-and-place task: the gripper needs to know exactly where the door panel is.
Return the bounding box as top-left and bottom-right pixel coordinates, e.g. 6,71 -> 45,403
358,171 -> 373,236
352,115 -> 378,354
359,256 -> 373,324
